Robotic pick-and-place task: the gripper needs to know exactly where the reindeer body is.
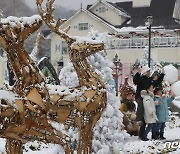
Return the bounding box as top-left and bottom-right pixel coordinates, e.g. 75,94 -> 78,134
0,16 -> 72,153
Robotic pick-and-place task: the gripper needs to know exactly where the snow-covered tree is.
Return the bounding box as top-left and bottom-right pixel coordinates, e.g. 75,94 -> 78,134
140,46 -> 154,68
89,52 -> 128,154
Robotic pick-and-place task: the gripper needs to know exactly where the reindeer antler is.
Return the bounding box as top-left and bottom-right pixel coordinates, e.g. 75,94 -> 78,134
36,0 -> 75,44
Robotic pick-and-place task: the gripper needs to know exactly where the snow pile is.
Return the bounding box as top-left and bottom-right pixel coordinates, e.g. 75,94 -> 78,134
87,28 -> 109,43
47,84 -> 71,95
30,32 -> 42,63
1,15 -> 42,28
73,28 -> 108,46
0,56 -> 5,89
59,63 -> 79,88
0,90 -> 18,108
0,138 -> 5,153
163,64 -> 178,84
24,141 -> 64,154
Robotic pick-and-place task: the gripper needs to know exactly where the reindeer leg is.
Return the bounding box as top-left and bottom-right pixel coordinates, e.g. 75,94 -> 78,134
77,110 -> 104,154
6,139 -> 23,154
77,123 -> 93,154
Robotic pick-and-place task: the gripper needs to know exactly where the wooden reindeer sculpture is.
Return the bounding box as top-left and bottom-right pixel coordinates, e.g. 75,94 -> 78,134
0,15 -> 73,154
0,1 -> 107,154
37,0 -> 107,153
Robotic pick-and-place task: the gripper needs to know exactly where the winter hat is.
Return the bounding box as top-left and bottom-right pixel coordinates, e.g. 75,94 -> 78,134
141,65 -> 151,75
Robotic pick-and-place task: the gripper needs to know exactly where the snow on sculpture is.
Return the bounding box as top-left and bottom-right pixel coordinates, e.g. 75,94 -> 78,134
36,0 -> 107,153
0,0 -> 107,153
0,56 -> 5,88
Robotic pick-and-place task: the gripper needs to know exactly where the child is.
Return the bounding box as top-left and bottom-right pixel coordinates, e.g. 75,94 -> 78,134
120,85 -> 138,136
140,83 -> 158,141
154,87 -> 174,140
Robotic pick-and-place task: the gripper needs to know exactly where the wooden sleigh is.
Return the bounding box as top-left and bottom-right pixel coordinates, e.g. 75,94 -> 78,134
0,0 -> 107,153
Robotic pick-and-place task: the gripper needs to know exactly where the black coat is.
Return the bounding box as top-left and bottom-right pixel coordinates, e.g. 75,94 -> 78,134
133,73 -> 165,99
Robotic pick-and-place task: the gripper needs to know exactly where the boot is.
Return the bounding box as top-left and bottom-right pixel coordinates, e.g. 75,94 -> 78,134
152,134 -> 158,140
141,137 -> 149,141
152,131 -> 159,140
153,132 -> 160,140
160,133 -> 166,140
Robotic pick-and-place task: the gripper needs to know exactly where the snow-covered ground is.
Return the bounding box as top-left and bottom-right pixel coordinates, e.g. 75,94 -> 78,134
124,111 -> 180,154
0,110 -> 179,154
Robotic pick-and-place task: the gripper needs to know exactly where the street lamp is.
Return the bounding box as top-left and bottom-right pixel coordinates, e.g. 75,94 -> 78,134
113,53 -> 122,96
146,15 -> 153,67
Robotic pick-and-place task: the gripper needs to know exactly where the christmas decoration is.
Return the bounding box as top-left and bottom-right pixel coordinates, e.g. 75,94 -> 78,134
0,0 -> 107,153
171,81 -> 180,96
164,64 -> 178,84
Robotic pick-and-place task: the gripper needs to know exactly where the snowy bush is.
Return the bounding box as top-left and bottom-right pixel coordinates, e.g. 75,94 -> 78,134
163,64 -> 178,84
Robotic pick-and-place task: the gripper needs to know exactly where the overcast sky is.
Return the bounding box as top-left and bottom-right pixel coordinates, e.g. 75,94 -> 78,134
25,0 -> 128,10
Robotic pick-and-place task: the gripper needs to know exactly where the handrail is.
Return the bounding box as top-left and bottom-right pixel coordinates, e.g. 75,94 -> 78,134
106,36 -> 180,49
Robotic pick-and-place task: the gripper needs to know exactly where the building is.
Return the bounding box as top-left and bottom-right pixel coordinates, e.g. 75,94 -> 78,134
46,0 -> 180,82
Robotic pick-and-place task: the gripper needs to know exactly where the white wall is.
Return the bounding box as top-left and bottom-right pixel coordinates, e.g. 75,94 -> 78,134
61,10 -> 114,37
90,2 -> 127,26
133,0 -> 151,7
51,34 -> 62,66
106,47 -> 180,64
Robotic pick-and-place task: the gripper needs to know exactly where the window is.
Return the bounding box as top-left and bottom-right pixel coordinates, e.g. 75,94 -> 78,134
74,25 -> 77,29
62,41 -> 67,55
99,7 -> 107,13
78,23 -> 89,31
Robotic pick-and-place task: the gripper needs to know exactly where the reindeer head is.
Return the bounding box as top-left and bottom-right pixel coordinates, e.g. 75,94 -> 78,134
36,0 -> 105,63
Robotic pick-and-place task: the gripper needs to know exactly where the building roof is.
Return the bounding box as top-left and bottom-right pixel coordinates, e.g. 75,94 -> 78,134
88,0 -> 130,18
108,0 -> 180,29
42,29 -> 51,38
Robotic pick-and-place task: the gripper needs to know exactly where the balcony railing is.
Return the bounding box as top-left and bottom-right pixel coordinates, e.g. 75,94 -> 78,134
106,36 -> 180,49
